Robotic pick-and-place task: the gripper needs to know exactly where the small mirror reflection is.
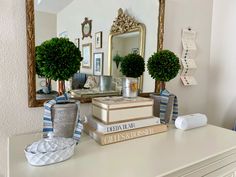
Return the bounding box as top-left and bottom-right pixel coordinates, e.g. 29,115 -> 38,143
111,31 -> 140,78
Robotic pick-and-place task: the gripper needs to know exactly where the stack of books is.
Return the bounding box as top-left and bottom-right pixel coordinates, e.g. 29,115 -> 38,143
84,96 -> 167,145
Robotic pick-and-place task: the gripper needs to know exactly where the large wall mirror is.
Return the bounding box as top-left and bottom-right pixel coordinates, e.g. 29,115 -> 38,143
26,0 -> 165,107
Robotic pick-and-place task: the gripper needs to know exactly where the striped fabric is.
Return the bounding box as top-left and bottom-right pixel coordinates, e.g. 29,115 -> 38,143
159,89 -> 178,123
43,93 -> 83,142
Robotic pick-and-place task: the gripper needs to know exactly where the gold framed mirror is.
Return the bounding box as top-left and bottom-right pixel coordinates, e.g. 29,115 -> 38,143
26,0 -> 166,107
108,8 -> 146,92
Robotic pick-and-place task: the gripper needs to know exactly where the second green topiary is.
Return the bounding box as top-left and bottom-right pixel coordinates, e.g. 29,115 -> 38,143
147,50 -> 180,82
120,53 -> 145,78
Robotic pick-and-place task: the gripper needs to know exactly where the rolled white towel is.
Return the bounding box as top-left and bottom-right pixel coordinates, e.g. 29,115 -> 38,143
175,113 -> 208,130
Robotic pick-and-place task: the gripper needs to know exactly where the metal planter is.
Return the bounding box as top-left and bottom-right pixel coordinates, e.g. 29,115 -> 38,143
52,102 -> 78,138
122,77 -> 138,98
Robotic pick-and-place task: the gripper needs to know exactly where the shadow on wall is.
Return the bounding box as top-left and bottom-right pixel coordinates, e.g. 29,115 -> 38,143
207,64 -> 221,126
224,98 -> 236,129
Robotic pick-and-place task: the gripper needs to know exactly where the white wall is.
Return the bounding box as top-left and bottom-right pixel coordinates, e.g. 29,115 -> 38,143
207,0 -> 236,128
35,11 -> 57,91
123,36 -> 139,55
164,0 -> 213,116
57,0 -> 159,92
35,11 -> 57,45
0,1 -> 44,176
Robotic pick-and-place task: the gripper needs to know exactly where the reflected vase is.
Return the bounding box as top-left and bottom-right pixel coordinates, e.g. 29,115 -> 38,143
99,76 -> 112,92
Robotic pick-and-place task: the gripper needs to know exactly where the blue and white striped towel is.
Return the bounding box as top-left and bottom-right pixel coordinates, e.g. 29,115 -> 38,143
43,93 -> 83,142
160,89 -> 178,122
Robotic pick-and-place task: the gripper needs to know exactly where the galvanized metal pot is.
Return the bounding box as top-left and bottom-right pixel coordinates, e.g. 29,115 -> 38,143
51,101 -> 78,138
99,76 -> 112,91
122,77 -> 138,98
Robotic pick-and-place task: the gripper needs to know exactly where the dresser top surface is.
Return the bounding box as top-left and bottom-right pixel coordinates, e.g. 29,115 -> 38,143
8,125 -> 236,177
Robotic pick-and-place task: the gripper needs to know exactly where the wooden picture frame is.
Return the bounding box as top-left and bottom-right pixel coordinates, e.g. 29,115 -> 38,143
93,52 -> 104,75
95,31 -> 102,49
75,38 -> 80,49
81,17 -> 92,40
82,43 -> 92,68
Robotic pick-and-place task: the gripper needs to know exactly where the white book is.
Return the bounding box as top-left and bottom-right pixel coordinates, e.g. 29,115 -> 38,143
87,115 -> 161,134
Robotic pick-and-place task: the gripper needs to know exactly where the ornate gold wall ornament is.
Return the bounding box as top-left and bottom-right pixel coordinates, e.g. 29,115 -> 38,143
110,8 -> 140,33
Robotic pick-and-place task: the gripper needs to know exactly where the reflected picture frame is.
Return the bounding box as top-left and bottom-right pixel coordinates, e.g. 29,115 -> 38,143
95,31 -> 102,49
93,52 -> 103,75
82,43 -> 92,68
75,38 -> 80,49
81,17 -> 92,39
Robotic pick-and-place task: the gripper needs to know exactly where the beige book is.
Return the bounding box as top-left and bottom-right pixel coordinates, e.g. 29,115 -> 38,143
84,123 -> 168,145
92,96 -> 154,124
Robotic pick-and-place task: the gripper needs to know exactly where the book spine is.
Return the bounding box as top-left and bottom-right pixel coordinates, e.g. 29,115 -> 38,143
92,124 -> 167,145
94,118 -> 161,134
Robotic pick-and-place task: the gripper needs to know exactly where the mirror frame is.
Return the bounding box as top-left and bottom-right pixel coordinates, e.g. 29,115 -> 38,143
108,8 -> 146,91
26,0 -> 166,107
26,0 -> 44,107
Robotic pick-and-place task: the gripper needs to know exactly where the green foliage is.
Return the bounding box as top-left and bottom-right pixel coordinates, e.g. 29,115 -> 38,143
35,46 -> 44,77
147,50 -> 180,82
120,53 -> 145,78
36,37 -> 83,81
113,54 -> 123,68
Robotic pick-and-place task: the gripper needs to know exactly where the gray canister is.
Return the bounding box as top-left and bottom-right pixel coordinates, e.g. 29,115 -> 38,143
51,101 -> 79,138
150,94 -> 175,123
122,77 -> 138,98
99,76 -> 112,91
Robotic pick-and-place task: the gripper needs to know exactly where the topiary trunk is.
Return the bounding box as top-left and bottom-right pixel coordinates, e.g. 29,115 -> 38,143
57,80 -> 65,96
155,80 -> 165,94
45,78 -> 51,93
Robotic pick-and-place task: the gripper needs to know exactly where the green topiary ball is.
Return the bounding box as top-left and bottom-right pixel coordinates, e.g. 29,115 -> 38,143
120,53 -> 145,78
36,37 -> 83,81
147,50 -> 180,82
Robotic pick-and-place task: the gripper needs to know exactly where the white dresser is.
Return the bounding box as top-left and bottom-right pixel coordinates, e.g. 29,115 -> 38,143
8,125 -> 236,177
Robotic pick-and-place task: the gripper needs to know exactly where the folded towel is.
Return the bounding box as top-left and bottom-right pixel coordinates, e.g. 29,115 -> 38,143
159,89 -> 178,123
43,93 -> 83,142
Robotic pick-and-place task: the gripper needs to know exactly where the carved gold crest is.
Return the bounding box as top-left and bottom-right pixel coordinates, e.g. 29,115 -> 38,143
110,8 -> 140,33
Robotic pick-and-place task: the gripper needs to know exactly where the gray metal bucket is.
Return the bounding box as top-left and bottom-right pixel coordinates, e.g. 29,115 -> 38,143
150,94 -> 175,123
99,76 -> 112,91
122,77 -> 138,98
51,102 -> 78,138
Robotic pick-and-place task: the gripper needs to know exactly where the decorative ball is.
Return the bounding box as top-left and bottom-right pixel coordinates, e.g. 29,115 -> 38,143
147,50 -> 180,82
120,53 -> 145,78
